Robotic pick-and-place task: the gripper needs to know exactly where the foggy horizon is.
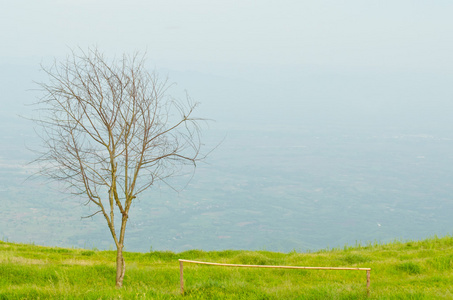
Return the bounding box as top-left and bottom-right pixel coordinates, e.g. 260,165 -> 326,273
1,1 -> 453,252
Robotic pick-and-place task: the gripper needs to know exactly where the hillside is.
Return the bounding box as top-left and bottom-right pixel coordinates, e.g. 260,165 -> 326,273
1,236 -> 452,299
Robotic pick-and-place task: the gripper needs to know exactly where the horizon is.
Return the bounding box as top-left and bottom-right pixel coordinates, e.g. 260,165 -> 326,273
1,1 -> 453,252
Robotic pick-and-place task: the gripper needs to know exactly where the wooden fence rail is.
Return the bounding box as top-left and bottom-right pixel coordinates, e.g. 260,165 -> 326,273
178,259 -> 371,295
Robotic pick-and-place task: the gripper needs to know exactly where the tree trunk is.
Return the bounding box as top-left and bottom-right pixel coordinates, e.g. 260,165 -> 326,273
115,245 -> 126,287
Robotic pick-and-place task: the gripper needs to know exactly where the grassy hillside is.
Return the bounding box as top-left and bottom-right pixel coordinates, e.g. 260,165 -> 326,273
1,236 -> 452,299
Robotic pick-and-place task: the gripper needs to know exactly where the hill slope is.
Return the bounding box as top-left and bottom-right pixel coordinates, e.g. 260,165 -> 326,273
1,236 -> 452,299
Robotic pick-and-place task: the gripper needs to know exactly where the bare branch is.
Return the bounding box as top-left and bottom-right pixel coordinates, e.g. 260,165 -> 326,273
31,47 -> 209,287
81,210 -> 103,219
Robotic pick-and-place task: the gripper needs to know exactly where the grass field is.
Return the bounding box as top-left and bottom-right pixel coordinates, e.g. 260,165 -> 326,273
1,236 -> 452,299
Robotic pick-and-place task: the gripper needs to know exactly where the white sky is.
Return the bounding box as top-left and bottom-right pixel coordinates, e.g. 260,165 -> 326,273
3,1 -> 453,253
2,0 -> 453,133
2,0 -> 453,71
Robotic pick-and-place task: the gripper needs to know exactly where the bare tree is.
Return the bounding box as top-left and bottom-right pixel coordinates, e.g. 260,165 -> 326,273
33,48 -> 205,287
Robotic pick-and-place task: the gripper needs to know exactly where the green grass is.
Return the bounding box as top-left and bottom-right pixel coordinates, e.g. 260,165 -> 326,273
1,236 -> 452,299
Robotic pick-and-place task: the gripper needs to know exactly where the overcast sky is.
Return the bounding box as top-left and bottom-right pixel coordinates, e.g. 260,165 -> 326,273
2,1 -> 453,71
2,1 -> 453,132
2,1 -> 453,251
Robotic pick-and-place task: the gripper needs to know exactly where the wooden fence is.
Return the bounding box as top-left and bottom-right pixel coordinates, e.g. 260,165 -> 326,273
178,259 -> 371,295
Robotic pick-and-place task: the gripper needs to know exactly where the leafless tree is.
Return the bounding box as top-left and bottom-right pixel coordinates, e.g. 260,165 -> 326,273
32,48 -> 205,287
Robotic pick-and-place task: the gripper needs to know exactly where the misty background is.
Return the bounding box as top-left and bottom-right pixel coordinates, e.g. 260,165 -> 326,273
1,1 -> 453,252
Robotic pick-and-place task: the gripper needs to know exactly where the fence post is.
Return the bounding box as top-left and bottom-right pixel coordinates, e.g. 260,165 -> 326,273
366,269 -> 371,296
180,260 -> 184,294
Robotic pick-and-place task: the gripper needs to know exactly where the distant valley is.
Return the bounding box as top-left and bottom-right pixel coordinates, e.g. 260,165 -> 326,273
2,125 -> 452,252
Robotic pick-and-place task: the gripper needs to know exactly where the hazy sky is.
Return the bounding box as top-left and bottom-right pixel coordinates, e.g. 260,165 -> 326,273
2,1 -> 453,251
2,1 -> 453,133
2,1 -> 453,71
